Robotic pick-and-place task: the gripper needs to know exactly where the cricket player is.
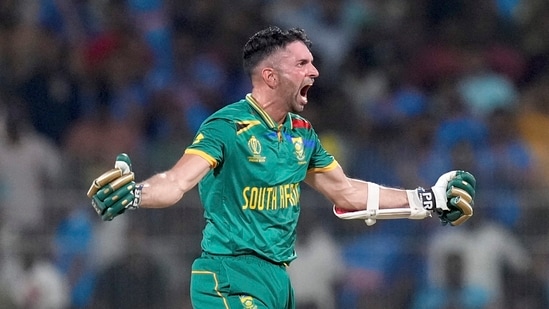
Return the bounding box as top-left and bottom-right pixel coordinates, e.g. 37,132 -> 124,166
87,26 -> 476,308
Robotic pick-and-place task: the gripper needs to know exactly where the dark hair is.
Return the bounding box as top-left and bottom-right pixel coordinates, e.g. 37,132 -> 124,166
242,26 -> 312,77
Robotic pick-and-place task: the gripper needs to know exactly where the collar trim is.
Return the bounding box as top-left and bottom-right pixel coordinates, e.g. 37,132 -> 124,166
245,94 -> 279,129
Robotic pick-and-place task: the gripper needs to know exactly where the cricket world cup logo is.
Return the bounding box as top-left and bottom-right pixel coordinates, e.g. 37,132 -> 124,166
247,136 -> 266,163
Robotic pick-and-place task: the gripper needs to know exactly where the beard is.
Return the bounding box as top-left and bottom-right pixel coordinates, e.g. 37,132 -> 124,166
279,78 -> 307,114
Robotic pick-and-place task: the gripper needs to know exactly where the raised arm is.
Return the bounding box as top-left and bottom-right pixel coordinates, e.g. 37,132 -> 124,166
305,163 -> 476,226
138,153 -> 211,208
87,153 -> 211,221
304,163 -> 409,211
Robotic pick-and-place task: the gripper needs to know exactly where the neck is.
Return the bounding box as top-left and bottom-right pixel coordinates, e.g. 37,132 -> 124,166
249,92 -> 287,124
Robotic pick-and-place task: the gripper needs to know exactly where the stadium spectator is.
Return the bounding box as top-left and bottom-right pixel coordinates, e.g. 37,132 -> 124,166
2,228 -> 69,309
456,46 -> 519,119
265,0 -> 370,78
0,100 -> 62,234
412,251 -> 490,309
420,213 -> 532,308
53,207 -> 97,309
91,223 -> 168,309
287,195 -> 344,309
516,78 -> 549,187
476,107 -> 537,228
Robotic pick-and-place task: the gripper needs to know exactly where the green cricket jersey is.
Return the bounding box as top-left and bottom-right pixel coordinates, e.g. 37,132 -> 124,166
185,94 -> 337,264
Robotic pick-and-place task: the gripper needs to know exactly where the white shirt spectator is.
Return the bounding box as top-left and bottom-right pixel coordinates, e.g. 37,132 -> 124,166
426,220 -> 531,305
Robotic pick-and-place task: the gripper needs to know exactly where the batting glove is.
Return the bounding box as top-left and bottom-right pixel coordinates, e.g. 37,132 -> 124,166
415,170 -> 476,226
86,153 -> 142,221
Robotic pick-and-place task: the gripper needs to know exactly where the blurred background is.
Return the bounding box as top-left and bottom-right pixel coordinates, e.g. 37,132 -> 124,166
1,0 -> 549,308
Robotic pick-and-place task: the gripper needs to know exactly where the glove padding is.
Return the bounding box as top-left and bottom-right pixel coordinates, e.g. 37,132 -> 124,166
429,170 -> 476,226
87,153 -> 141,221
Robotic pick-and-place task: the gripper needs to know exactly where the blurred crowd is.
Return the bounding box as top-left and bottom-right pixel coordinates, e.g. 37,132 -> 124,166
1,0 -> 549,308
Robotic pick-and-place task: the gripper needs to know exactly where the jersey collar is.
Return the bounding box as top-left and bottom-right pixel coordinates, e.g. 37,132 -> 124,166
246,93 -> 285,130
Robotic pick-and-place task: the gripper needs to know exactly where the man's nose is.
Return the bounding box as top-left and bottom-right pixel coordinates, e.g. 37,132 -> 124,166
310,65 -> 319,78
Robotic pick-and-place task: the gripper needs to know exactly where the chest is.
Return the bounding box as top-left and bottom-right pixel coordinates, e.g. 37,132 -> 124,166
231,127 -> 311,182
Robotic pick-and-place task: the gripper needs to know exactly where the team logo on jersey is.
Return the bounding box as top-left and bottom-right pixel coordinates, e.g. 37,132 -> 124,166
247,136 -> 266,163
292,137 -> 306,163
239,295 -> 258,309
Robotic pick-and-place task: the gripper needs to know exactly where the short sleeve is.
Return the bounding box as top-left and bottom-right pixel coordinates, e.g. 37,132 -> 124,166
307,130 -> 337,173
185,118 -> 235,168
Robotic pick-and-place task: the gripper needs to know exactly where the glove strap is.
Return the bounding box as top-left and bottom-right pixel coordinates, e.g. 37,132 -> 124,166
405,188 -> 432,219
415,187 -> 437,212
127,184 -> 143,210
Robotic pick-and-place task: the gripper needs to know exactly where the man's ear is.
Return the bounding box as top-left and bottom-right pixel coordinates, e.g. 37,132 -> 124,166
262,68 -> 278,88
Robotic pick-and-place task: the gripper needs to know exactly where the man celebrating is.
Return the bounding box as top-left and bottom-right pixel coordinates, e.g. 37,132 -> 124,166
87,26 -> 475,308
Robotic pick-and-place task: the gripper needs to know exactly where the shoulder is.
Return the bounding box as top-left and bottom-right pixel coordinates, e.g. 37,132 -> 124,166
207,99 -> 251,122
197,100 -> 251,133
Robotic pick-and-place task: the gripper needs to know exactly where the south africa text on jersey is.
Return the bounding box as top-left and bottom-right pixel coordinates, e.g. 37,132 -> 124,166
241,183 -> 300,210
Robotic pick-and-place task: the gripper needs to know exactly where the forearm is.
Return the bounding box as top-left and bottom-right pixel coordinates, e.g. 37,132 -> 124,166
333,180 -> 430,225
335,171 -> 476,226
138,154 -> 211,209
305,165 -> 410,211
379,186 -> 411,209
87,153 -> 211,221
138,171 -> 186,208
335,179 -> 409,211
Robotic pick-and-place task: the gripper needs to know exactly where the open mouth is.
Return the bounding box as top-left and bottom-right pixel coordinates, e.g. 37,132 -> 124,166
300,84 -> 312,102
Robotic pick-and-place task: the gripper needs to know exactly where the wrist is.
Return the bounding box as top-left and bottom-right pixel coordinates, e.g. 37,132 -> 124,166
406,189 -> 433,219
127,184 -> 143,210
415,187 -> 436,211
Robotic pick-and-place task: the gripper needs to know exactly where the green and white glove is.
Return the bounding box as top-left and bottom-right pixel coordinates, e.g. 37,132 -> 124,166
416,170 -> 476,226
86,153 -> 142,221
